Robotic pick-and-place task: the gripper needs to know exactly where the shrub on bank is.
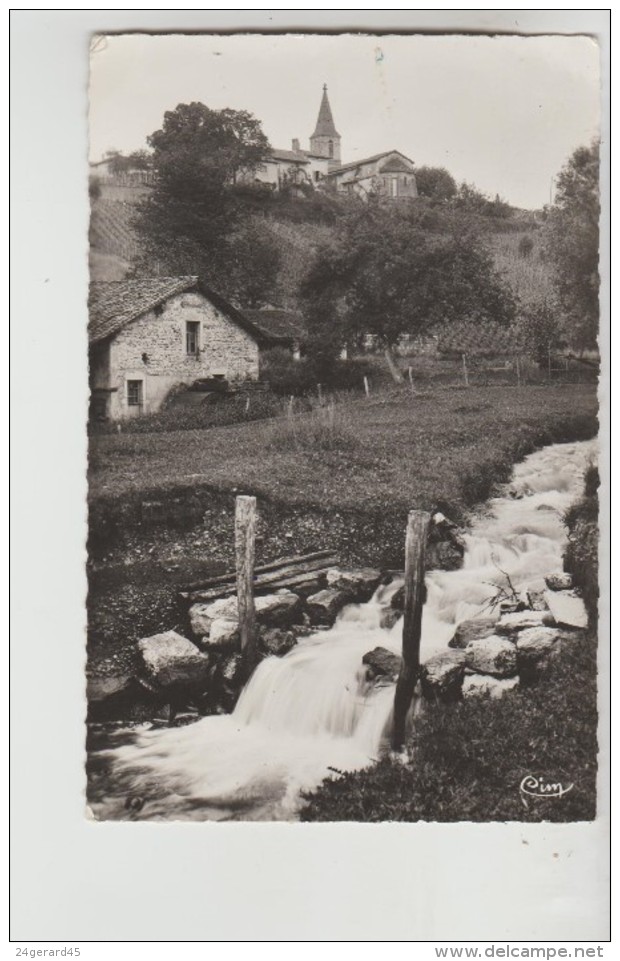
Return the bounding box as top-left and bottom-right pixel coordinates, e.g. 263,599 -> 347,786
564,464 -> 599,624
261,347 -> 375,397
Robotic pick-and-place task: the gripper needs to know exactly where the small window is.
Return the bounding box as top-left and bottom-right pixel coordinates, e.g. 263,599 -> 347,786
186,321 -> 200,355
328,140 -> 334,158
127,380 -> 143,407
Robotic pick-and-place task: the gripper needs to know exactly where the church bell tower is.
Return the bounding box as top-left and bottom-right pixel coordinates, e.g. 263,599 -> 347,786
309,84 -> 341,170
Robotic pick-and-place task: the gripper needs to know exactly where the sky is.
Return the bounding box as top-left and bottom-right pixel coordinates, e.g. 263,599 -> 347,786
89,32 -> 600,210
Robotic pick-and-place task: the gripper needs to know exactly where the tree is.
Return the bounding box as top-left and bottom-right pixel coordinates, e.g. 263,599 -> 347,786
133,102 -> 271,283
299,202 -> 517,356
514,298 -> 565,366
544,141 -> 600,349
414,166 -> 457,202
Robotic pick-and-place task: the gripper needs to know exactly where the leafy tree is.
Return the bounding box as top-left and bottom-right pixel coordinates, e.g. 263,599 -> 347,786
299,202 -> 517,355
454,182 -> 512,219
544,141 -> 600,349
133,102 -> 270,269
415,166 -> 457,201
514,299 -> 565,366
221,219 -> 282,308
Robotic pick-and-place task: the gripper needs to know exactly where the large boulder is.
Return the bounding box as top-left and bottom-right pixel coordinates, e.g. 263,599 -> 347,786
544,590 -> 588,629
362,647 -> 401,682
202,618 -> 240,650
326,567 -> 383,603
465,635 -> 518,678
138,631 -> 210,689
545,572 -> 574,592
306,588 -> 351,626
462,674 -> 520,700
189,590 -> 303,640
495,610 -> 555,635
379,608 -> 401,630
87,672 -> 133,702
420,650 -> 467,702
449,616 -> 497,649
516,626 -> 561,670
259,627 -> 298,658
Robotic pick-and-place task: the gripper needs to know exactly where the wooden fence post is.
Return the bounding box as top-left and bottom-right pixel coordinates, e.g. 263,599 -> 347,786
235,495 -> 257,679
462,354 -> 469,387
408,366 -> 414,392
363,375 -> 370,397
392,510 -> 431,752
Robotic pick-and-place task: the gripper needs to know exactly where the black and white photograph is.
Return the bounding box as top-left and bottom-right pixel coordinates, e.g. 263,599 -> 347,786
11,11 -> 611,944
83,30 -> 603,825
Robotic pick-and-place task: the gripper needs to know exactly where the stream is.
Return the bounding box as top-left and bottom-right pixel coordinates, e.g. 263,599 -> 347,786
87,439 -> 596,821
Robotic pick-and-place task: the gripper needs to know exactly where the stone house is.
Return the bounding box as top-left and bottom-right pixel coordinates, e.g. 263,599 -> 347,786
88,276 -> 268,420
326,150 -> 418,200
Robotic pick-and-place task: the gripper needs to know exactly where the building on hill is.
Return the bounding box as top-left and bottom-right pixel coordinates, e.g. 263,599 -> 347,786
246,85 -> 417,201
326,150 -> 418,200
88,277 -> 269,420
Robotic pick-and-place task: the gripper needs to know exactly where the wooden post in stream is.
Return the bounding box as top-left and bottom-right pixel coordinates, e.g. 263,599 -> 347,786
235,495 -> 258,679
391,509 -> 431,752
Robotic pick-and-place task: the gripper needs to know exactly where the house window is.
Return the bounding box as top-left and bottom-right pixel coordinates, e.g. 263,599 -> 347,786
328,140 -> 334,158
127,380 -> 143,407
186,321 -> 200,356
391,178 -> 398,198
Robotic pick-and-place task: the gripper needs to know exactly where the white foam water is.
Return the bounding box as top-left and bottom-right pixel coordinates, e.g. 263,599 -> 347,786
88,439 -> 596,821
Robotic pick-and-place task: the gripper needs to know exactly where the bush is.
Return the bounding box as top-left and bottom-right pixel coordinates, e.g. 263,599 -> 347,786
564,463 -> 599,623
261,348 -> 374,397
260,348 -> 318,396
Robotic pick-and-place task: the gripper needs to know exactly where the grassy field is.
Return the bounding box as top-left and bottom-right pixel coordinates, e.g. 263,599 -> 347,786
90,383 -> 597,520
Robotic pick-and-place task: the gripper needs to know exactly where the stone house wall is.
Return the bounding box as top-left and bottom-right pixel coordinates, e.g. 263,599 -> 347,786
94,291 -> 260,419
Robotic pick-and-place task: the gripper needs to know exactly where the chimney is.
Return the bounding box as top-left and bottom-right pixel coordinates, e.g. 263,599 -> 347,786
292,138 -> 300,152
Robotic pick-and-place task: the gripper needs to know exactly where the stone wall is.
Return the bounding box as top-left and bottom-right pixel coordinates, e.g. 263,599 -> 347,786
106,291 -> 260,419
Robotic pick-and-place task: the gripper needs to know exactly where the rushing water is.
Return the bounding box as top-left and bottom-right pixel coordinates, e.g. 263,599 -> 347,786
87,439 -> 596,821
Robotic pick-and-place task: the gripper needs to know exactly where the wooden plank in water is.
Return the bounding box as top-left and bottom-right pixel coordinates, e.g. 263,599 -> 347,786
179,548 -> 336,594
181,556 -> 340,604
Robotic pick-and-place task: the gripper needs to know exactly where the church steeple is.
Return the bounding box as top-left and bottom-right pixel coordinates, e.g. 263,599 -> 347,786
309,84 -> 341,169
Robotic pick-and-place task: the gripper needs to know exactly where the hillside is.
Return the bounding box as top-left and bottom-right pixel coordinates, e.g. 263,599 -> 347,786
88,191 -> 553,309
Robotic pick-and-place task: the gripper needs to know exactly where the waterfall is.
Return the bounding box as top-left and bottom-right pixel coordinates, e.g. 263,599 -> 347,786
89,439 -> 596,821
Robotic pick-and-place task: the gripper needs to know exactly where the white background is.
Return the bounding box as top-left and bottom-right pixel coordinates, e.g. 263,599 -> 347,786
10,10 -> 610,943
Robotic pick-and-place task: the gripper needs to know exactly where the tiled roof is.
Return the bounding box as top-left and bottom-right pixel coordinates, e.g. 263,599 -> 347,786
327,150 -> 414,177
88,277 -> 268,345
378,156 -> 414,174
269,148 -> 310,164
436,320 -> 523,357
241,309 -> 307,344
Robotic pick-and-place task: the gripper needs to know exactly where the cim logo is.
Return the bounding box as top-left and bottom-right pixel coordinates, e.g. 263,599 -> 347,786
520,774 -> 574,799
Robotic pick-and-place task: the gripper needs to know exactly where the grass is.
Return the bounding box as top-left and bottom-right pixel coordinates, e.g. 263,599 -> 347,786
89,383 -> 598,523
300,626 -> 598,822
266,402 -> 360,452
